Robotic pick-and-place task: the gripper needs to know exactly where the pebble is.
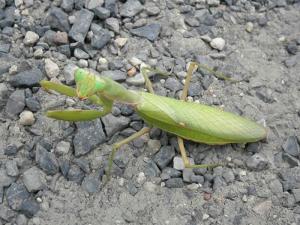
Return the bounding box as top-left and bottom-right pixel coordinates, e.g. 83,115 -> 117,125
182,168 -> 194,183
161,167 -> 181,181
23,31 -> 39,46
136,172 -> 146,185
20,199 -> 40,218
101,70 -> 126,81
131,23 -> 161,42
6,182 -> 30,210
9,68 -> 44,88
165,178 -> 184,188
63,64 -> 78,84
22,167 -> 44,192
120,0 -> 143,17
61,0 -> 74,12
292,189 -> 300,202
210,38 -> 226,51
153,146 -> 175,170
91,25 -> 111,49
55,141 -> 70,155
253,200 -> 272,215
5,89 -> 25,117
45,7 -> 70,32
19,110 -> 35,125
105,17 -> 119,33
33,48 -> 44,58
284,55 -> 298,68
44,59 -> 59,78
81,175 -> 100,193
69,9 -> 94,42
85,0 -> 104,9
173,156 -> 194,171
73,158 -> 90,173
207,0 -> 220,6
15,0 -> 23,7
286,41 -> 298,55
73,120 -> 106,156
282,136 -> 300,157
164,77 -> 183,92
4,144 -> 18,156
5,160 -> 19,177
143,182 -> 158,192
16,214 -> 28,225
144,160 -> 161,177
67,165 -> 85,184
93,6 -> 110,19
246,153 -> 270,171
35,144 -> 59,175
246,22 -> 254,32
145,3 -> 160,16
101,114 -> 130,137
26,97 -> 41,112
74,48 -> 90,59
126,73 -> 145,85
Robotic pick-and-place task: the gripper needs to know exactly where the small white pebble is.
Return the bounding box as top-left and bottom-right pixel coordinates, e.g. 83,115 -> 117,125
66,98 -> 76,106
98,57 -> 108,65
160,79 -> 165,84
226,156 -> 232,162
239,170 -> 247,176
161,182 -> 165,187
278,36 -> 286,42
78,59 -> 88,68
242,195 -> 248,202
203,213 -> 210,220
118,178 -> 125,186
187,96 -> 193,102
212,94 -> 217,98
136,172 -> 146,185
181,79 -> 186,84
245,22 -> 254,33
115,37 -> 128,47
239,92 -> 244,97
187,183 -> 200,190
19,111 -> 35,125
129,57 -> 143,66
210,37 -> 226,51
143,181 -> 158,192
33,48 -> 43,58
36,197 -> 42,203
45,58 -> 60,78
173,156 -> 194,171
194,100 -> 200,104
9,65 -> 18,75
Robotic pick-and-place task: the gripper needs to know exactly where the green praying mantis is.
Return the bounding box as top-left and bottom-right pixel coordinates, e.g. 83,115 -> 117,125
40,62 -> 267,180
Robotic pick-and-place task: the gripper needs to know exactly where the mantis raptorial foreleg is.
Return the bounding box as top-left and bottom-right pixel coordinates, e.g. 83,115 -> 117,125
177,63 -> 220,169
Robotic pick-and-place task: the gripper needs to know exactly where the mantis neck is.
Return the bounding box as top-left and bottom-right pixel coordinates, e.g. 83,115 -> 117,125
101,77 -> 141,104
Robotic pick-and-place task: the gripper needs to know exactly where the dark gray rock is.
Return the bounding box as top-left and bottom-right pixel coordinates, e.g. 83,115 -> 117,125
67,164 -> 85,184
104,0 -> 117,15
144,160 -> 161,177
161,167 -> 182,181
246,153 -> 270,171
165,178 -> 184,188
58,158 -> 70,178
69,9 -> 94,42
5,90 -> 25,117
279,167 -> 300,191
282,153 -> 300,167
130,23 -> 161,42
101,114 -> 130,137
282,136 -> 300,157
74,0 -> 85,9
61,0 -> 74,12
286,41 -> 298,55
190,174 -> 204,184
120,0 -> 143,17
284,55 -> 298,68
35,144 -> 59,175
188,82 -> 202,97
73,119 -> 106,156
81,174 -> 101,193
153,146 -> 175,170
45,7 -> 70,32
201,14 -> 217,26
74,48 -> 90,59
5,160 -> 19,177
93,6 -> 110,19
73,158 -> 90,173
91,27 -> 111,49
6,183 -> 30,210
20,198 -> 40,218
0,169 -> 14,187
255,87 -> 274,103
0,43 -> 10,53
246,142 -> 262,153
25,97 -> 41,112
127,182 -> 138,196
0,205 -> 16,222
222,169 -> 235,183
164,77 -> 183,92
213,176 -> 226,191
9,68 -> 44,88
183,169 -> 194,183
57,44 -> 71,57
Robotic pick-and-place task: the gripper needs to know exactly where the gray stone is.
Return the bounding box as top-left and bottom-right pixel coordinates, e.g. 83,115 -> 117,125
61,0 -> 74,12
144,160 -> 161,177
161,167 -> 181,181
0,169 -> 14,187
45,7 -> 70,32
19,198 -> 40,218
58,158 -> 70,178
268,179 -> 283,195
282,153 -> 300,167
284,55 -> 298,68
101,114 -> 130,137
25,97 -> 41,112
190,174 -> 204,184
164,77 -> 183,92
165,178 -> 184,188
35,144 -> 59,175
63,63 -> 78,85
104,0 -> 117,16
183,168 -> 194,183
282,136 -> 300,157
23,31 -> 39,46
185,16 -> 200,27
0,186 -> 3,203
5,160 -> 19,177
69,9 -> 94,42
73,119 -> 106,156
279,167 -> 300,191
55,141 -> 70,155
130,23 -> 161,42
45,58 -> 59,78
0,205 -> 16,222
9,68 -> 44,88
81,174 -> 100,193
253,200 -> 272,215
5,90 -> 25,117
0,43 -> 11,53
93,6 -> 110,19
286,41 -> 298,55
127,182 -> 138,196
105,17 -> 119,33
22,167 -> 44,192
6,183 -> 30,210
213,176 -> 226,190
73,158 -> 90,173
145,3 -> 160,16
16,214 -> 28,225
85,0 -> 103,9
126,73 -> 145,86
120,0 -> 143,17
247,142 -> 261,153
255,87 -> 274,103
0,0 -> 5,8
67,165 -> 85,184
74,48 -> 90,59
246,153 -> 270,171
222,169 -> 235,183
91,26 -> 111,49
153,146 -> 175,170
57,44 -> 71,57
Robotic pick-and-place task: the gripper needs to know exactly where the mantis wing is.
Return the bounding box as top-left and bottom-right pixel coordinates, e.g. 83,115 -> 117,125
137,92 -> 267,145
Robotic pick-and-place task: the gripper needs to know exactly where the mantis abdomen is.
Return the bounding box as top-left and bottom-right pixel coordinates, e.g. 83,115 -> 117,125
136,92 -> 267,145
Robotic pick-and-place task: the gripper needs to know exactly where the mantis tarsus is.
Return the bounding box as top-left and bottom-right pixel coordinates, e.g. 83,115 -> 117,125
40,62 -> 267,181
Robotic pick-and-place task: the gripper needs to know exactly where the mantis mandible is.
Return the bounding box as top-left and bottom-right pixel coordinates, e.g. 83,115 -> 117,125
40,62 -> 267,180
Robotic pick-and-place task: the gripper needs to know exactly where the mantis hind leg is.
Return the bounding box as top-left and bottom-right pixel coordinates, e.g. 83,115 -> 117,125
105,127 -> 151,183
177,62 -> 221,169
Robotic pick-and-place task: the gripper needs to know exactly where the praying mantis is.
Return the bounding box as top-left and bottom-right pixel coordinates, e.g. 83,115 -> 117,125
40,62 -> 267,180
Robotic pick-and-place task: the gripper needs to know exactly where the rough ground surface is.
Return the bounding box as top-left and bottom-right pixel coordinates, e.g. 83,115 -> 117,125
0,0 -> 300,224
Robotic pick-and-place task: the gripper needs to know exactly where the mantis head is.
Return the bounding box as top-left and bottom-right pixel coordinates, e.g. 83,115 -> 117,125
74,69 -> 106,100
